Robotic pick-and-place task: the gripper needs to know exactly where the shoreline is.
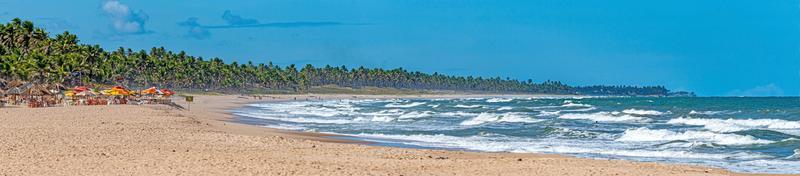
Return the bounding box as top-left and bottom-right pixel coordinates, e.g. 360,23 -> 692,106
0,94 -> 785,175
180,94 -> 775,176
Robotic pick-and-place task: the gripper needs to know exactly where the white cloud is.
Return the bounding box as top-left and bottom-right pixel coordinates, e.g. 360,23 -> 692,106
102,0 -> 149,34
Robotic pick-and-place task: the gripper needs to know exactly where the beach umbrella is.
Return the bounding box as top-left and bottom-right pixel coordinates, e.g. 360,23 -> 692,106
110,86 -> 130,95
73,86 -> 89,92
161,89 -> 175,96
142,87 -> 158,95
65,90 -> 76,97
47,83 -> 67,94
76,91 -> 95,96
7,80 -> 25,88
0,89 -> 5,97
23,85 -> 51,96
48,83 -> 67,91
100,89 -> 113,96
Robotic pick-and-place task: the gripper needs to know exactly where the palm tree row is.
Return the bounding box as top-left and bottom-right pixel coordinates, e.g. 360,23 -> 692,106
1,18 -> 675,96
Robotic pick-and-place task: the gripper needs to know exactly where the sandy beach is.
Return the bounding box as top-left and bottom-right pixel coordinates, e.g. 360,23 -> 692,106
0,94 -> 784,176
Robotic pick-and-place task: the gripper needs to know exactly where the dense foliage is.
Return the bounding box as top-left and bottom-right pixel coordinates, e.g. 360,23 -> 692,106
1,19 -> 681,96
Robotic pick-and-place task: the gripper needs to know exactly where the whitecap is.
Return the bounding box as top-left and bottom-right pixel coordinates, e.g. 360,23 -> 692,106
497,106 -> 513,111
788,149 -> 800,159
385,102 -> 426,108
441,111 -> 479,117
616,127 -> 772,145
454,104 -> 482,108
562,102 -> 593,108
689,110 -> 740,115
622,109 -> 665,116
460,113 -> 543,125
558,112 -> 649,122
487,98 -> 514,103
234,112 -> 353,124
354,133 -> 764,160
667,117 -> 800,133
398,111 -> 435,119
537,110 -> 561,117
370,116 -> 396,122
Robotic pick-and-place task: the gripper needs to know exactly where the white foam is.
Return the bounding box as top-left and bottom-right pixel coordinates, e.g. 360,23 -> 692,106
355,133 -> 761,160
234,112 -> 353,124
562,102 -> 593,108
689,110 -> 740,115
788,149 -> 800,159
440,111 -> 479,117
617,127 -> 772,145
249,101 -> 360,117
622,109 -> 665,116
454,104 -> 482,108
497,106 -> 513,111
558,112 -> 649,122
398,111 -> 434,120
428,104 -> 440,108
667,117 -> 800,133
460,113 -> 543,125
369,116 -> 396,122
385,102 -> 426,108
487,98 -> 514,103
537,111 -> 561,117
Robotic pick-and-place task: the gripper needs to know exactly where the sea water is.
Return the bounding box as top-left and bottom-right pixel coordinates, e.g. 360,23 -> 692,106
233,97 -> 800,174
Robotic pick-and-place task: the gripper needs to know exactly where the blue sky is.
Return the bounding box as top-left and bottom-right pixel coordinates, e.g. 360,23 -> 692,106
2,0 -> 798,96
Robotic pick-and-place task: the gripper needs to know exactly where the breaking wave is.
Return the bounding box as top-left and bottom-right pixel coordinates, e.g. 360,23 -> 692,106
385,102 -> 427,108
460,112 -> 544,125
558,112 -> 649,122
667,117 -> 800,133
622,109 -> 666,116
454,104 -> 482,108
486,98 -> 514,103
617,127 -> 772,145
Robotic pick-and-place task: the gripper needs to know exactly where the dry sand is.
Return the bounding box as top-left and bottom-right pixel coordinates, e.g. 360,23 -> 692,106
0,94 -> 787,176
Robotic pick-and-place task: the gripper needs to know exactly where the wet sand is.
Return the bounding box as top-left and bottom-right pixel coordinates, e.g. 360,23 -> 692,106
0,94 -> 783,176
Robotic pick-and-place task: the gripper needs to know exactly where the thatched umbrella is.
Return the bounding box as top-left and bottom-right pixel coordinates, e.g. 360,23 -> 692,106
24,85 -> 51,96
47,83 -> 67,94
5,87 -> 21,105
7,80 -> 25,88
7,87 -> 22,95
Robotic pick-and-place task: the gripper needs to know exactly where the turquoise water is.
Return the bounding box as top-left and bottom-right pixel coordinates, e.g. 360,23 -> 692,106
233,97 -> 800,174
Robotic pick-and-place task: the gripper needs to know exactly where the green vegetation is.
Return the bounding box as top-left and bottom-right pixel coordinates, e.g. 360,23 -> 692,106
0,18 -> 682,96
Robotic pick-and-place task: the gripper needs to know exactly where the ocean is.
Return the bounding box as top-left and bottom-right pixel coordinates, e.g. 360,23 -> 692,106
233,96 -> 800,174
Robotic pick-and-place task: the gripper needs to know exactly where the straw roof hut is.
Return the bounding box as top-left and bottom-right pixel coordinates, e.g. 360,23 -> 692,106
47,83 -> 67,94
7,87 -> 22,95
7,80 -> 25,88
23,84 -> 51,96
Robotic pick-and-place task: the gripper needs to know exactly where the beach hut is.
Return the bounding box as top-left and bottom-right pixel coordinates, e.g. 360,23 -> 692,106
24,85 -> 51,96
47,83 -> 67,94
6,87 -> 22,105
7,80 -> 25,89
23,84 -> 53,108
